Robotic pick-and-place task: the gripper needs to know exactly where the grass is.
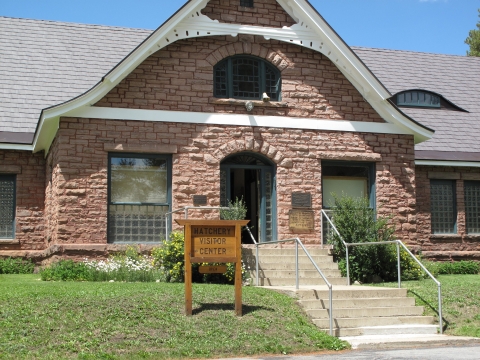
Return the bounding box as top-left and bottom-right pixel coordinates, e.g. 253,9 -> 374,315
375,274 -> 480,337
0,275 -> 348,359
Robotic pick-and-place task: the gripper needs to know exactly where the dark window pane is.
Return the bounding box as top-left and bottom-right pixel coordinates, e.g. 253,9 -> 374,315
214,61 -> 228,97
465,181 -> 480,233
0,175 -> 15,238
232,58 -> 260,99
397,91 -> 441,108
430,180 -> 456,234
240,0 -> 254,7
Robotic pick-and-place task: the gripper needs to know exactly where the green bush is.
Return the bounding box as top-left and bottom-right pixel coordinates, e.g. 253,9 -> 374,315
328,195 -> 422,283
152,231 -> 248,285
220,197 -> 248,220
152,231 -> 199,283
40,260 -> 90,281
0,257 -> 35,274
438,260 -> 479,275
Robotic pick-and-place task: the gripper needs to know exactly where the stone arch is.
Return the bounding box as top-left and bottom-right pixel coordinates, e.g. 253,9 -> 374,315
212,138 -> 286,166
205,38 -> 291,72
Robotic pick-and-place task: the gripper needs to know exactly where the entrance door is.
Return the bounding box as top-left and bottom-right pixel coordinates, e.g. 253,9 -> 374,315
220,153 -> 276,243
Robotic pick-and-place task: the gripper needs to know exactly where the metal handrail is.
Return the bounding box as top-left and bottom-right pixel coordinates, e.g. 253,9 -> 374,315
163,206 -> 229,240
321,209 -> 443,334
254,237 -> 334,336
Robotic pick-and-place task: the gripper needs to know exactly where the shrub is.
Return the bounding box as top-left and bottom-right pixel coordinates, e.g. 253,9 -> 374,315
438,260 -> 479,275
220,197 -> 247,220
0,257 -> 35,274
40,260 -> 90,281
328,195 -> 422,283
152,231 -> 201,283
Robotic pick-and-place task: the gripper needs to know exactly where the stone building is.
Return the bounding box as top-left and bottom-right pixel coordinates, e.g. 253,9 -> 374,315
1,0 -> 479,261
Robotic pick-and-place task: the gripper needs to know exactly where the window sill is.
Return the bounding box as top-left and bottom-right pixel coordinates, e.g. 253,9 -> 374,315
0,239 -> 20,245
430,234 -> 461,241
210,98 -> 289,108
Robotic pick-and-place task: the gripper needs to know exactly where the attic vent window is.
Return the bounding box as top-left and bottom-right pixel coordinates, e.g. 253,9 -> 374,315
240,0 -> 254,7
214,55 -> 281,101
397,90 -> 440,108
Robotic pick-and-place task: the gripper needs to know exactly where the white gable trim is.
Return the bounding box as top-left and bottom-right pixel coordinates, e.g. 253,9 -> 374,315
64,106 -> 413,136
31,0 -> 434,154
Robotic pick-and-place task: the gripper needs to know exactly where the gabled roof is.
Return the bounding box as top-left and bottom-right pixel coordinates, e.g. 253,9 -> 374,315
1,1 -> 438,154
0,16 -> 150,135
354,47 -> 480,158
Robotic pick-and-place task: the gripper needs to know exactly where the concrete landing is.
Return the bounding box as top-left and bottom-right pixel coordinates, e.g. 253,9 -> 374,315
340,334 -> 480,350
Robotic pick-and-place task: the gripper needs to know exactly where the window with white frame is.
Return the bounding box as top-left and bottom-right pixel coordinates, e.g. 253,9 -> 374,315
108,154 -> 171,243
430,180 -> 456,234
0,175 -> 16,239
465,181 -> 480,234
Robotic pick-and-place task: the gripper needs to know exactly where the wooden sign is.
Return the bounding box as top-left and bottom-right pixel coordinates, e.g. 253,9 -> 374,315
191,225 -> 236,262
176,219 -> 249,317
289,209 -> 315,231
199,265 -> 227,274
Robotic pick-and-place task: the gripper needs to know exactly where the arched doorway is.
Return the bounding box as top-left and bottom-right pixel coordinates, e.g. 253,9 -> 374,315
220,152 -> 276,243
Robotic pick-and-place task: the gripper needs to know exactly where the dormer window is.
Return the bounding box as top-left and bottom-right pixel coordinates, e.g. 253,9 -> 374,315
240,0 -> 254,7
214,55 -> 281,101
397,90 -> 440,108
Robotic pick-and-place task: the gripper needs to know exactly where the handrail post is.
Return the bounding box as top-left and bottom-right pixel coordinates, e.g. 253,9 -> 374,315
184,207 -> 188,219
329,285 -> 333,336
346,245 -> 350,286
256,243 -> 259,287
396,241 -> 401,289
438,283 -> 443,334
295,239 -> 299,290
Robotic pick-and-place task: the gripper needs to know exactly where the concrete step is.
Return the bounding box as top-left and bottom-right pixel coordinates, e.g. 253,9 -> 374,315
250,269 -> 342,278
298,297 -> 416,309
256,277 -> 348,286
253,261 -> 340,270
322,325 -> 440,337
313,315 -> 435,329
296,286 -> 408,300
253,255 -> 336,264
243,248 -> 331,256
306,306 -> 424,319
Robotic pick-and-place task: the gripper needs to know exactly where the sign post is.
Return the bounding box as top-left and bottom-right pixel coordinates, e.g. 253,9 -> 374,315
175,219 -> 249,316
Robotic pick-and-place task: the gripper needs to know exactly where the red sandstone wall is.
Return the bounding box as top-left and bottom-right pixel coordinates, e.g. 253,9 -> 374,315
202,0 -> 296,27
416,165 -> 480,260
0,150 -> 45,251
49,117 -> 415,245
95,35 -> 385,123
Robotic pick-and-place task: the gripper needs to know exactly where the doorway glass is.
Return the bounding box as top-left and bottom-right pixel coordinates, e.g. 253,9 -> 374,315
220,153 -> 276,243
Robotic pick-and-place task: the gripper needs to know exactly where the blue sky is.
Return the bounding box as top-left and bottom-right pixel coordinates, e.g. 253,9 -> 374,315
1,0 -> 478,55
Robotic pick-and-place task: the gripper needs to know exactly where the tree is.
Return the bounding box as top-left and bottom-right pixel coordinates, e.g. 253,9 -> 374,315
465,9 -> 480,57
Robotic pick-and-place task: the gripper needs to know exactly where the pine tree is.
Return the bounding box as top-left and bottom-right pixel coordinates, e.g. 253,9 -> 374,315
465,9 -> 480,56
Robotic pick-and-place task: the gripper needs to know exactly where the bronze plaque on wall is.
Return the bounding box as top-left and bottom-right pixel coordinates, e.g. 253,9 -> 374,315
289,209 -> 315,231
193,195 -> 207,206
291,192 -> 312,208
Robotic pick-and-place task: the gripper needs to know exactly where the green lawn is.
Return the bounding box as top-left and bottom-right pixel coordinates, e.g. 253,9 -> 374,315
376,274 -> 480,337
0,275 -> 347,359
